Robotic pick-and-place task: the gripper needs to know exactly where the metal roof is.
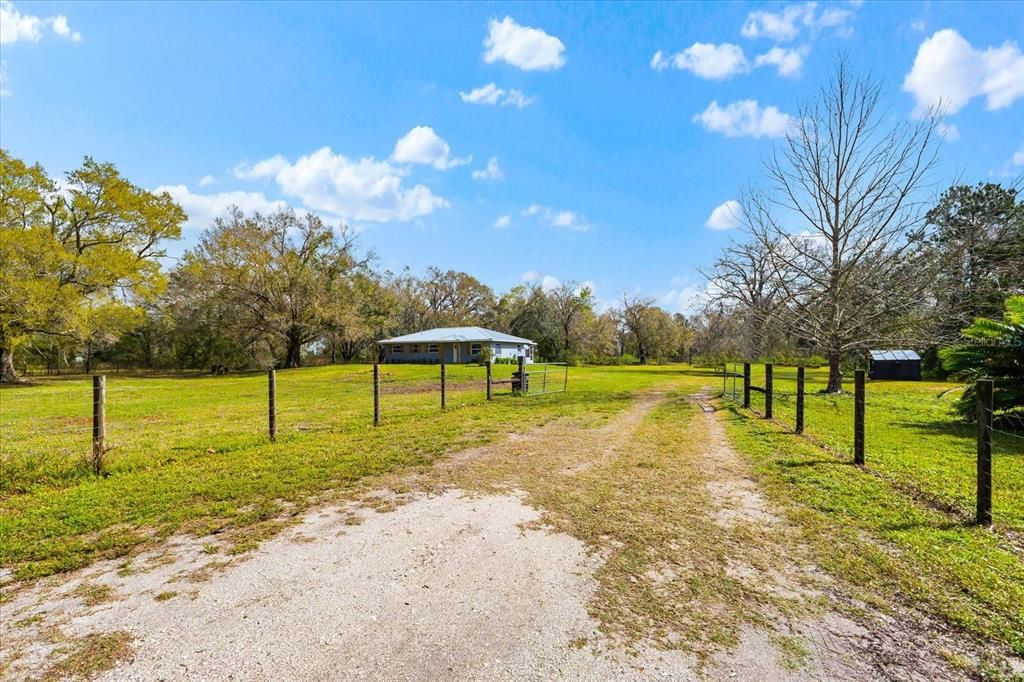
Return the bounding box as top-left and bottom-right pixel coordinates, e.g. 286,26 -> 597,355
869,350 -> 921,361
379,326 -> 536,345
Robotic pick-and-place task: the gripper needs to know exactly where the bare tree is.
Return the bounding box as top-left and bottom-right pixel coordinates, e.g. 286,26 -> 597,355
749,59 -> 939,392
702,228 -> 781,359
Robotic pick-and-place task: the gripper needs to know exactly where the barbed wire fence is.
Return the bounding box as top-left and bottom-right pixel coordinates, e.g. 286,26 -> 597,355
1,359 -> 571,491
721,363 -> 1023,534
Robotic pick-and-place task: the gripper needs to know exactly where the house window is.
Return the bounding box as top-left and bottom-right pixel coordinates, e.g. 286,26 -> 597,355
526,346 -> 533,358
428,343 -> 439,353
470,343 -> 482,354
411,344 -> 419,353
392,344 -> 402,354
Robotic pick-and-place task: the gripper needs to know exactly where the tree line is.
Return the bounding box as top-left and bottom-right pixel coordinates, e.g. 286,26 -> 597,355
0,153 -> 697,381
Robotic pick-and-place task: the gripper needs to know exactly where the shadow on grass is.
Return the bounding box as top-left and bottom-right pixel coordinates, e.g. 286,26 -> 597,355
881,519 -> 977,533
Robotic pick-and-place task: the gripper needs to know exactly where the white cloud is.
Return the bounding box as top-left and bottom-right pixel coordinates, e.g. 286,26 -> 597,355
0,62 -> 10,97
460,82 -> 502,104
502,89 -> 533,109
234,155 -> 288,180
650,43 -> 749,80
902,29 -> 1024,117
50,15 -> 81,42
0,1 -> 81,44
692,100 -> 793,138
472,157 -> 504,181
392,126 -> 470,170
493,215 -> 512,229
235,146 -> 448,223
483,16 -> 566,71
521,204 -> 591,231
459,82 -> 534,109
910,19 -> 926,32
521,271 -> 561,291
198,175 -> 218,187
705,200 -> 744,230
999,147 -> 1024,176
154,185 -> 287,230
754,45 -> 810,78
936,121 -> 960,141
660,282 -> 708,315
740,2 -> 854,42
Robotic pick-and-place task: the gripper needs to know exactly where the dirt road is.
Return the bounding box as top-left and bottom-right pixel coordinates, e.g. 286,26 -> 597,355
1,392 -> 967,680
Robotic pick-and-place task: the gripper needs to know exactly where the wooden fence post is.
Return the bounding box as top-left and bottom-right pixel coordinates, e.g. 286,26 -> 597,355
516,356 -> 526,395
854,370 -> 865,465
563,363 -> 568,392
795,366 -> 805,434
373,363 -> 381,426
92,375 -> 106,475
976,378 -> 993,525
440,360 -> 447,410
268,369 -> 277,442
486,361 -> 492,401
764,363 -> 773,419
743,363 -> 751,408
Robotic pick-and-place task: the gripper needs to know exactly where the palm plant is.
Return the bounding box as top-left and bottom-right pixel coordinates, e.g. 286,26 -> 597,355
941,296 -> 1024,426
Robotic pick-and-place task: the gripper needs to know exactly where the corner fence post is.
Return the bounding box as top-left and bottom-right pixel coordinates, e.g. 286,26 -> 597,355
486,361 -> 492,401
796,366 -> 805,434
976,378 -> 993,525
92,375 -> 106,475
764,364 -> 773,419
268,369 -> 277,442
563,363 -> 568,392
516,356 -> 525,395
743,363 -> 751,408
373,363 -> 381,426
854,370 -> 865,465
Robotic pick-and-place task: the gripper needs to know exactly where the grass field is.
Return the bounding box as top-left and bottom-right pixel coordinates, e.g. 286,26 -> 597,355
0,364 -> 703,580
2,363 -> 1023,662
725,364 -> 1024,535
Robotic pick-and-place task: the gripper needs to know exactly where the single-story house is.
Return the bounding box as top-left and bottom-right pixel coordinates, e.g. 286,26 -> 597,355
378,326 -> 536,364
868,349 -> 921,381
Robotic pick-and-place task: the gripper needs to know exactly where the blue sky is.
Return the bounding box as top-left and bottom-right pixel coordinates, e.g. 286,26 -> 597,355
2,1 -> 1022,312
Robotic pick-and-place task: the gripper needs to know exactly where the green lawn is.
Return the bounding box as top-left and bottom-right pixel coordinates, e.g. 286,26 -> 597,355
725,364 -> 1024,535
3,362 -> 1023,663
0,364 -> 706,580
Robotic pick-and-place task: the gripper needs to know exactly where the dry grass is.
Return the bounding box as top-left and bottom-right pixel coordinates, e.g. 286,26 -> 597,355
42,631 -> 133,680
71,581 -> 116,607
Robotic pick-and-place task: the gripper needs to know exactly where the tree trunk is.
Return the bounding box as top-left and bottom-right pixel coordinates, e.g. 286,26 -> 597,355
85,340 -> 93,374
826,343 -> 843,394
285,335 -> 302,368
0,346 -> 19,383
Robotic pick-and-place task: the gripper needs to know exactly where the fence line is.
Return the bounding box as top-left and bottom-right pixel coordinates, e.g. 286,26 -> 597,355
723,364 -> 1015,529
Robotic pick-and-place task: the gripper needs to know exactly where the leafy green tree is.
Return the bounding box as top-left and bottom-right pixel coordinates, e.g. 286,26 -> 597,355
925,183 -> 1024,341
0,150 -> 184,381
941,296 -> 1024,426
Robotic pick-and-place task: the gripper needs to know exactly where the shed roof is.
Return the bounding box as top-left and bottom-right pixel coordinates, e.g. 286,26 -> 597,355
869,349 -> 921,361
379,326 -> 535,345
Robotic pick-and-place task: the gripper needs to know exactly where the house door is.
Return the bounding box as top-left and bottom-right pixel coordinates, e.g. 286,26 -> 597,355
453,344 -> 460,363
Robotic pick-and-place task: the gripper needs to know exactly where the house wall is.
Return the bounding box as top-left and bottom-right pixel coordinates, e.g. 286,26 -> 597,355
382,341 -> 535,364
